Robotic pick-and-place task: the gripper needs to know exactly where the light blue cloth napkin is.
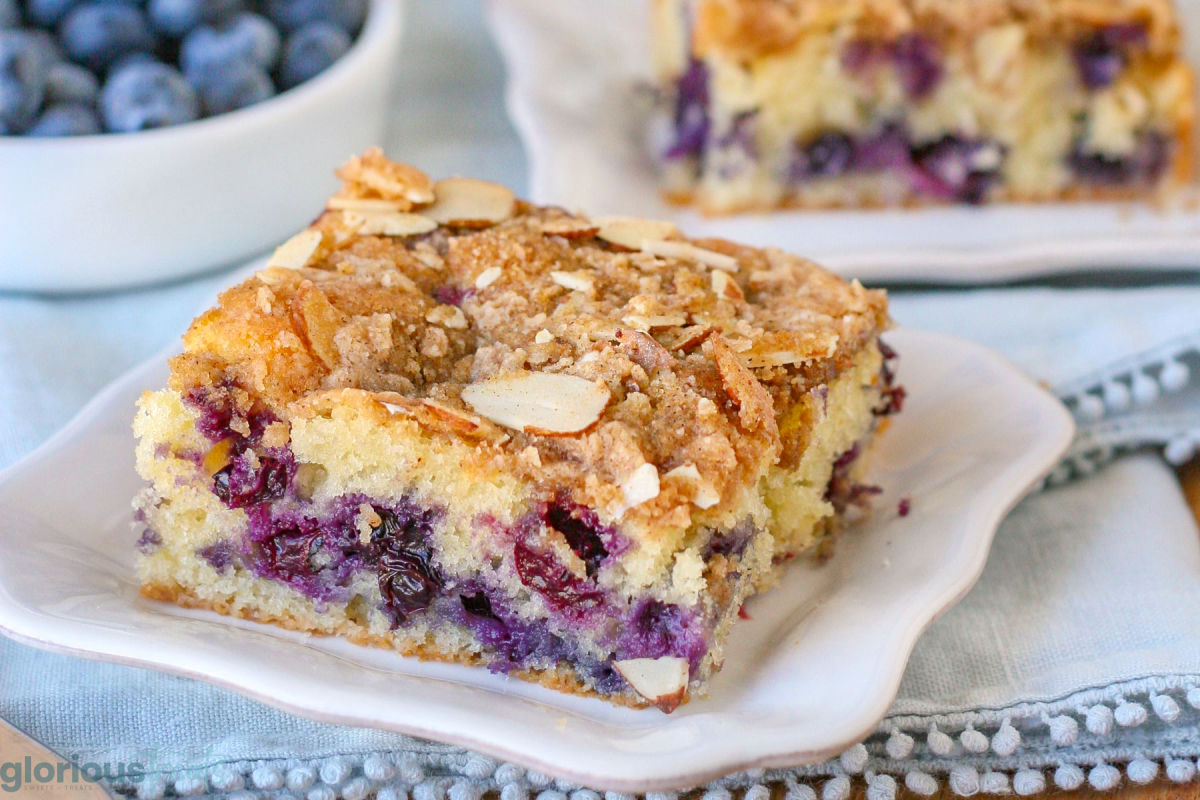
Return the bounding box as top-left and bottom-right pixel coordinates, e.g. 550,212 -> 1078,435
4,2 -> 1200,798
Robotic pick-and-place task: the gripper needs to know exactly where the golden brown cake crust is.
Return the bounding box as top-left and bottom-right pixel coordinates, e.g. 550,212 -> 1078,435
169,151 -> 888,538
682,0 -> 1185,61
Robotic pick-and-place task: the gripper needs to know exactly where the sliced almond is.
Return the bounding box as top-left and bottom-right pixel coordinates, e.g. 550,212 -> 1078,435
710,270 -> 744,301
613,657 -> 689,713
710,335 -> 777,434
664,464 -> 720,509
424,177 -> 516,226
666,325 -> 713,352
461,372 -> 610,435
534,328 -> 554,344
615,329 -> 672,372
475,266 -> 502,289
620,462 -> 660,509
420,399 -> 482,434
641,239 -> 739,272
425,305 -> 468,330
541,219 -> 600,239
326,196 -> 406,213
343,210 -> 437,237
550,270 -> 595,293
595,216 -> 678,250
268,229 -> 322,269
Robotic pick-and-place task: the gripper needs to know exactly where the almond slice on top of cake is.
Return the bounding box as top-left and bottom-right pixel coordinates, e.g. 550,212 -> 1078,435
132,148 -> 899,711
651,0 -> 1196,211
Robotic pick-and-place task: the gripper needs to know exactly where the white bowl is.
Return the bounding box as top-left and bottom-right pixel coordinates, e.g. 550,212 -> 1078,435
0,0 -> 404,293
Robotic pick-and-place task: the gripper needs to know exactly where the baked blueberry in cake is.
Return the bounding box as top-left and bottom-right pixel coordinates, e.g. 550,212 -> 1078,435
651,0 -> 1195,211
133,149 -> 897,710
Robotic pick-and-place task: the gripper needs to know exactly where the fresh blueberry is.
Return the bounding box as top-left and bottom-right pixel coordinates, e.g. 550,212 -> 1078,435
25,0 -> 80,28
265,0 -> 366,34
60,2 -> 155,72
911,136 -> 1004,204
180,11 -> 279,77
278,19 -> 347,90
26,102 -> 101,134
45,60 -> 99,104
100,59 -> 198,131
192,58 -> 272,114
890,33 -> 943,99
0,0 -> 20,28
0,29 -> 55,132
664,57 -> 708,159
147,0 -> 244,38
790,131 -> 855,181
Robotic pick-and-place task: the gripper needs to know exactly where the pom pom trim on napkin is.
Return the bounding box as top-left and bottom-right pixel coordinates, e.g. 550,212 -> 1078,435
102,675 -> 1200,798
1047,332 -> 1200,485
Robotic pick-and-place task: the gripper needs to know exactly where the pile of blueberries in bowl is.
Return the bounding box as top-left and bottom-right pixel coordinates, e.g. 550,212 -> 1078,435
0,0 -> 366,136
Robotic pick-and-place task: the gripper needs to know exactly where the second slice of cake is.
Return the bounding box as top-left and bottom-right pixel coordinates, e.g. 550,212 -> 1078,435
133,149 -> 896,711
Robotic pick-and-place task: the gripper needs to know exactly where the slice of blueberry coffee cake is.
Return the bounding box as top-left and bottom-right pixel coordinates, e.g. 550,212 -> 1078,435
133,149 -> 897,711
651,0 -> 1196,211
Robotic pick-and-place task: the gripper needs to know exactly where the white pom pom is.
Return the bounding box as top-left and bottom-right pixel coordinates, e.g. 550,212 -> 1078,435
501,786 -> 529,800
1054,765 -> 1084,791
344,778 -> 374,800
1127,759 -> 1158,785
571,791 -> 600,800
1165,436 -> 1196,466
210,767 -> 245,793
784,781 -> 817,800
604,793 -> 635,800
1102,381 -> 1131,412
960,726 -> 989,754
1131,371 -> 1160,405
1075,393 -> 1106,421
1151,693 -> 1181,722
225,791 -> 256,800
554,779 -> 575,792
840,743 -> 869,774
378,787 -> 410,800
319,758 -> 353,787
174,777 -> 208,797
525,772 -> 553,789
1012,770 -> 1044,796
905,771 -> 938,796
463,757 -> 496,780
1088,763 -> 1121,791
885,729 -> 914,760
1086,704 -> 1114,735
288,767 -> 317,792
980,771 -> 1009,794
991,720 -> 1020,757
307,787 -> 337,800
1188,686 -> 1200,709
537,791 -> 567,800
494,764 -> 525,786
822,775 -> 851,800
927,725 -> 956,756
136,777 -> 167,800
1114,700 -> 1147,727
949,767 -> 980,796
1160,359 -> 1190,392
1047,715 -> 1078,746
1166,759 -> 1197,783
702,789 -> 732,800
866,773 -> 897,800
449,782 -> 485,800
251,765 -> 284,791
744,784 -> 770,800
363,756 -> 395,783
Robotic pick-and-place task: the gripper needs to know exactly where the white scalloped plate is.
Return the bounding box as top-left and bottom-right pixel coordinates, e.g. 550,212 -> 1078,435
487,0 -> 1200,283
0,329 -> 1072,792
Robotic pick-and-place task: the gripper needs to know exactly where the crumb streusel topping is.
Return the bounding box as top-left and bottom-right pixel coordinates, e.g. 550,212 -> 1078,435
170,150 -> 888,532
